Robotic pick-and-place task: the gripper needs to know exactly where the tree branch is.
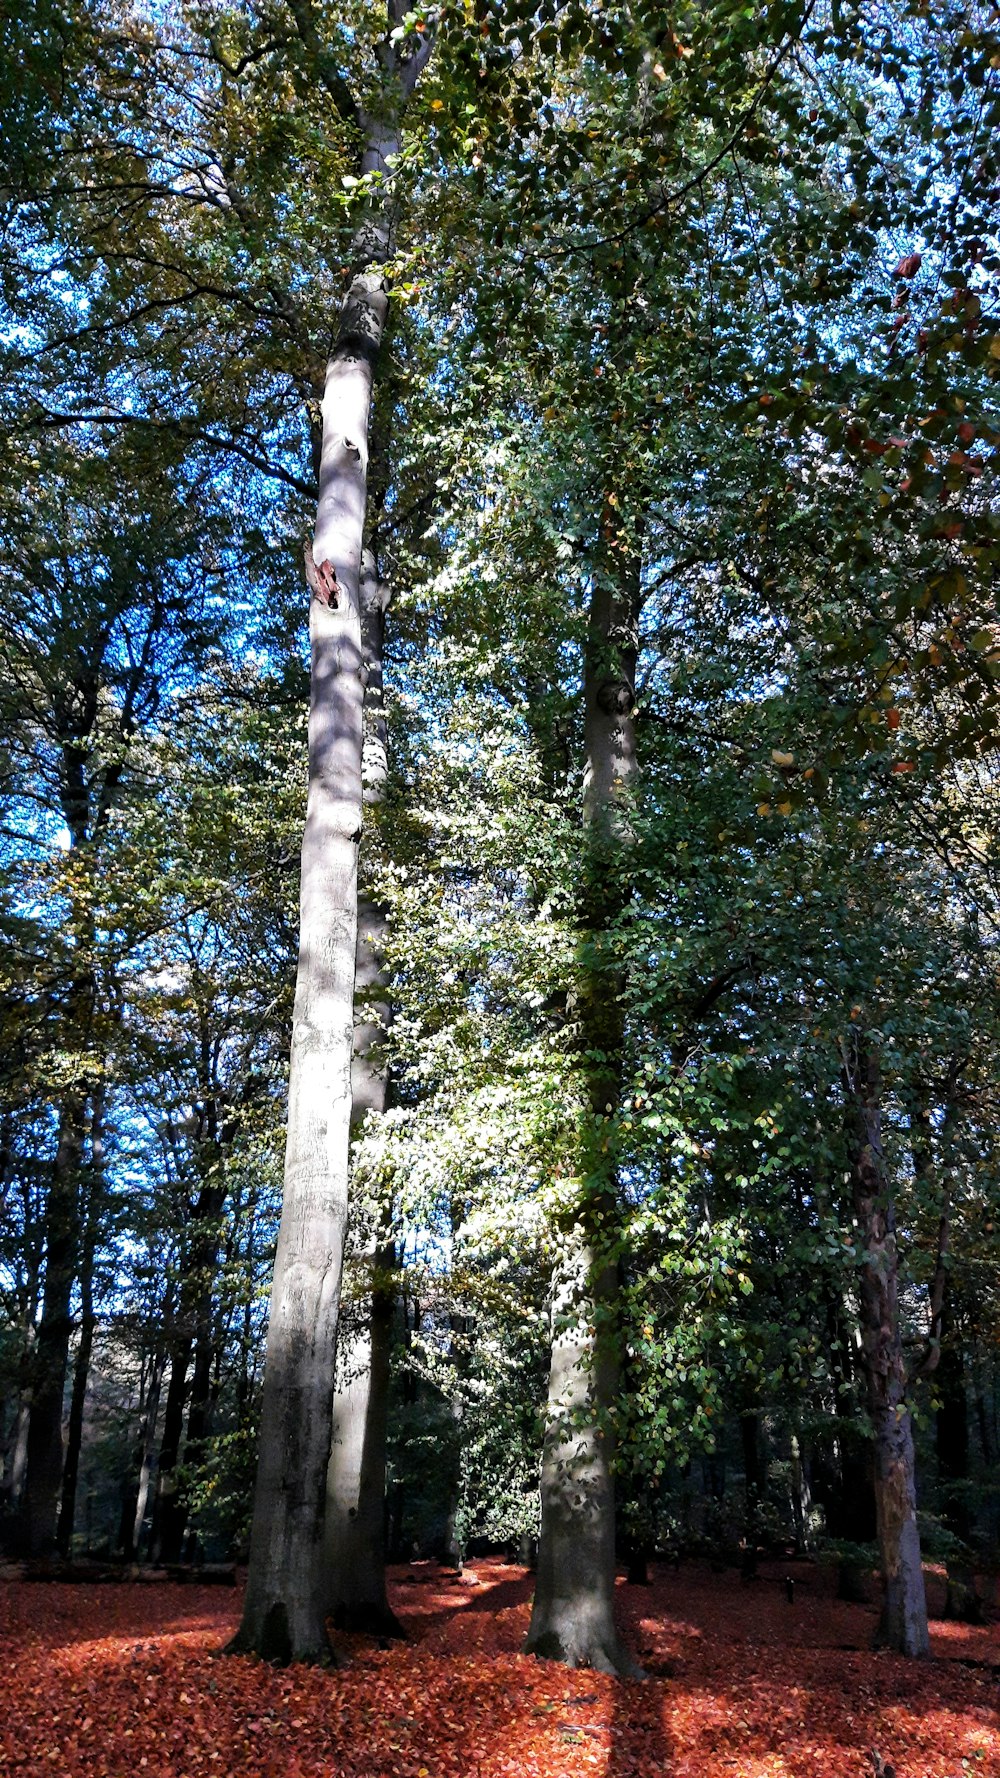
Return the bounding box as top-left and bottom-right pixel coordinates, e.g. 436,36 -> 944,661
286,0 -> 364,131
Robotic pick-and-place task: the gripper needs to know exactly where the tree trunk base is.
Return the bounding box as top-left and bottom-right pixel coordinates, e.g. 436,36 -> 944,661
222,1604 -> 339,1667
874,1598 -> 930,1658
524,1618 -> 644,1678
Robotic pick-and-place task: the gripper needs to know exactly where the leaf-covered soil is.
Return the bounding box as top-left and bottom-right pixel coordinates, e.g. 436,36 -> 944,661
0,1558 -> 996,1778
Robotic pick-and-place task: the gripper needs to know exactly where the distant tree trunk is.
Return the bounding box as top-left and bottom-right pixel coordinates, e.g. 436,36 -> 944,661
819,1284 -> 877,1601
741,1410 -> 762,1574
55,1286 -> 94,1561
8,1396 -> 31,1512
228,35 -> 432,1650
937,1303 -> 981,1622
151,1115 -> 228,1564
843,1036 -> 929,1656
118,1348 -> 166,1560
323,556 -> 403,1638
325,1254 -> 401,1633
56,1091 -> 105,1557
788,1431 -> 813,1553
21,1094 -> 86,1558
176,1332 -> 214,1562
150,1336 -> 192,1561
525,498 -> 643,1678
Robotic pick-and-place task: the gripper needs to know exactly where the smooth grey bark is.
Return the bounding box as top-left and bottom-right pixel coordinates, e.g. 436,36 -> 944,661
525,499 -> 643,1677
843,1036 -> 929,1657
527,1248 -> 632,1673
323,555 -> 403,1638
231,15 -> 431,1660
230,309 -> 372,1659
324,1258 -> 399,1633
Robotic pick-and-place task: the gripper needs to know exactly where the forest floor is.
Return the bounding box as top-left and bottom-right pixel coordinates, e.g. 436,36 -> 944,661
0,1558 -> 997,1778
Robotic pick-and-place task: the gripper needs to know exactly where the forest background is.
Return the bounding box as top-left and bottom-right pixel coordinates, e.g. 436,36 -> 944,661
1,0 -> 999,1697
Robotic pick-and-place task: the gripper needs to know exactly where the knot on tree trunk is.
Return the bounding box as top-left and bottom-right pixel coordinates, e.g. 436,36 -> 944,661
595,678 -> 635,717
304,542 -> 339,607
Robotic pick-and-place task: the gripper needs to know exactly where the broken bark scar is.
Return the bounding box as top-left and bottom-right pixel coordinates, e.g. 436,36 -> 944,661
304,540 -> 340,607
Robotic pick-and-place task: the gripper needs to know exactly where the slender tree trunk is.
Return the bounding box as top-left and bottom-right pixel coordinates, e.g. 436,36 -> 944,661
150,1337 -> 192,1560
229,92 -> 410,1660
21,1094 -> 86,1558
843,1037 -> 929,1656
323,556 -> 403,1637
937,1302 -> 981,1621
174,1333 -> 214,1562
56,1091 -> 104,1558
8,1394 -> 31,1510
55,1291 -> 95,1561
152,1120 -> 228,1561
525,500 -> 643,1677
162,1204 -> 225,1562
117,1348 -> 165,1560
789,1431 -> 813,1553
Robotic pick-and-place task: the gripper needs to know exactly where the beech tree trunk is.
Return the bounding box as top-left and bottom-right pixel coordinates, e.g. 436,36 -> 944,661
323,556 -> 402,1637
843,1037 -> 929,1656
525,500 -> 642,1677
150,1337 -> 192,1561
324,1262 -> 400,1632
228,33 -> 433,1644
118,1348 -> 165,1559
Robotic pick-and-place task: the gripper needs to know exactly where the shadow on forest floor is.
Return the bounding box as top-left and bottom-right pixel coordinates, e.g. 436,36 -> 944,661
1,1559 -> 997,1778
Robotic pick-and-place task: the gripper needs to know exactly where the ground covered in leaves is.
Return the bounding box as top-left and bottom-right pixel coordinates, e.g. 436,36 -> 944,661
0,1559 -> 997,1778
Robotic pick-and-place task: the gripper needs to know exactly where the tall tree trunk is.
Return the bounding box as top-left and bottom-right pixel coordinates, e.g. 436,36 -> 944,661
175,1333 -> 214,1561
153,1099 -> 228,1563
162,1188 -> 226,1562
323,555 -> 403,1637
228,20 -> 433,1645
8,1395 -> 31,1513
843,1036 -> 929,1656
525,500 -> 642,1677
325,1251 -> 401,1632
118,1347 -> 166,1560
937,1302 -> 981,1621
20,1094 -> 86,1558
150,1337 -> 192,1560
56,1091 -> 105,1557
